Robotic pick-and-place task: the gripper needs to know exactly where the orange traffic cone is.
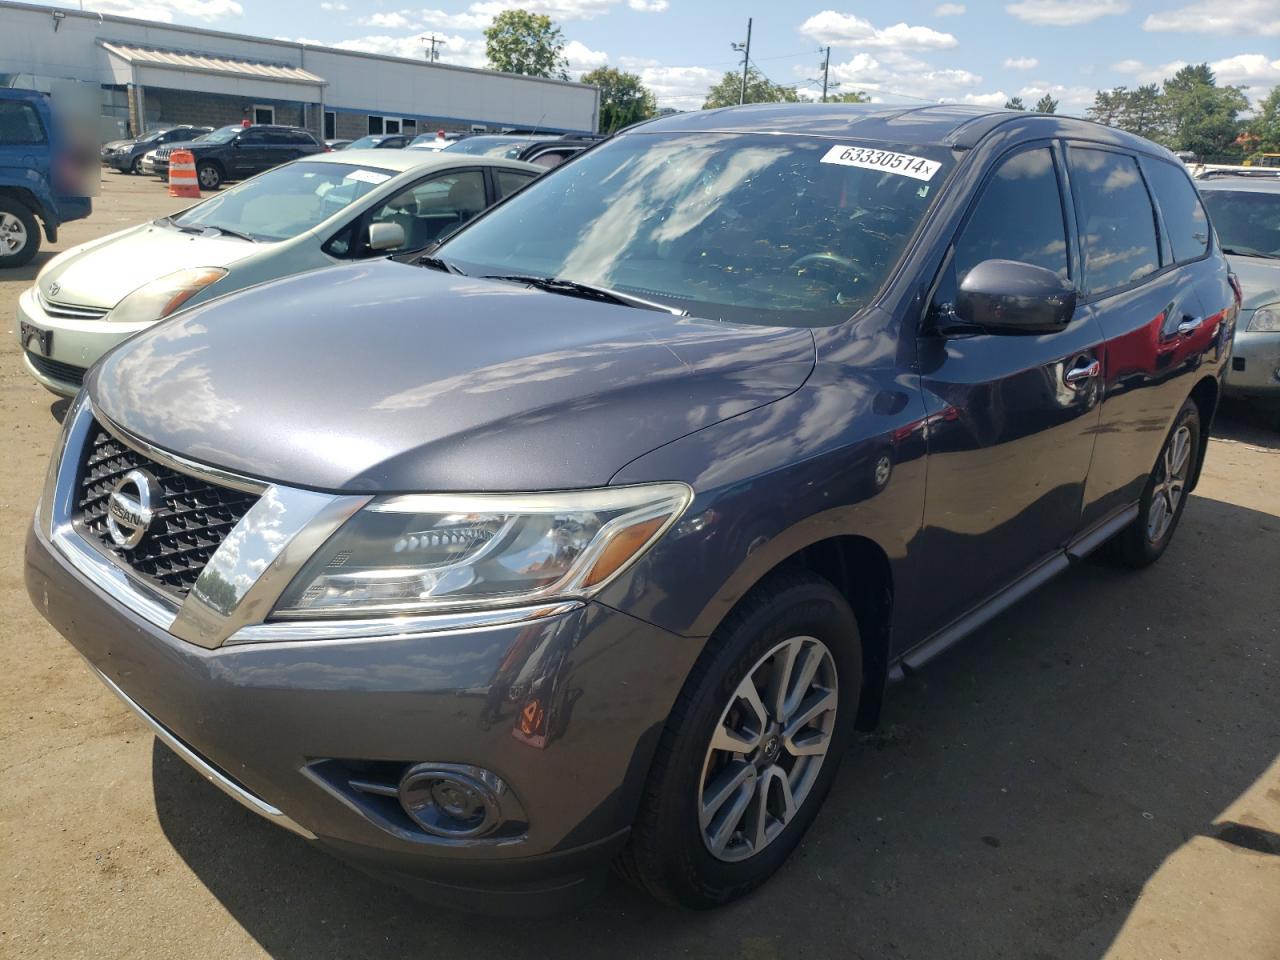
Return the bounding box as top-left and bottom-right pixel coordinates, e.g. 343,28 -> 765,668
168,150 -> 201,199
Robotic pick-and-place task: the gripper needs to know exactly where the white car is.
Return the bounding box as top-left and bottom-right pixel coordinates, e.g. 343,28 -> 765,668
18,150 -> 542,396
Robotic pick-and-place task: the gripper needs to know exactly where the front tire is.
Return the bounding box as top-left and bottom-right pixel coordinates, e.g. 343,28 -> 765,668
1113,398 -> 1201,567
131,156 -> 143,175
619,571 -> 861,907
196,161 -> 222,191
0,199 -> 39,268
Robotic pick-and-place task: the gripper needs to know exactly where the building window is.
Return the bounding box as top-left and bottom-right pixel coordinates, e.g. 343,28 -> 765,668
402,119 -> 417,133
324,110 -> 336,139
385,118 -> 401,134
253,104 -> 275,125
368,115 -> 384,135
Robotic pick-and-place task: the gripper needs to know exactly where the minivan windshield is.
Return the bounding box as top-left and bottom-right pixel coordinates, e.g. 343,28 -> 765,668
1200,189 -> 1280,258
438,132 -> 949,325
168,160 -> 396,242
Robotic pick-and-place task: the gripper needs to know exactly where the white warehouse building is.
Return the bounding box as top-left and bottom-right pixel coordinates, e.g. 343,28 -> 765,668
0,1 -> 600,141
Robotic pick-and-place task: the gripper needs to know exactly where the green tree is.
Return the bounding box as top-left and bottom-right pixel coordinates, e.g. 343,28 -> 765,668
1034,94 -> 1058,113
1119,83 -> 1165,138
829,90 -> 870,103
1160,63 -> 1248,158
703,66 -> 800,108
1088,86 -> 1128,126
581,66 -> 656,133
1246,86 -> 1280,153
1004,96 -> 1026,110
484,9 -> 568,80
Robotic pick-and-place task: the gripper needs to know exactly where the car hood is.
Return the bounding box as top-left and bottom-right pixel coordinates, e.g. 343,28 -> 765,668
1226,254 -> 1280,311
90,260 -> 816,492
39,222 -> 261,309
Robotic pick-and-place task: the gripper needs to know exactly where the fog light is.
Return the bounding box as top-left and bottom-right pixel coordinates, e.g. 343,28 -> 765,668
398,763 -> 503,838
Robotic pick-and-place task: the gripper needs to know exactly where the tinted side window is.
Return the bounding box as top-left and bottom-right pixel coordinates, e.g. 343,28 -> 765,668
239,130 -> 267,145
495,169 -> 537,199
0,101 -> 47,145
1068,147 -> 1160,295
954,146 -> 1068,283
1142,157 -> 1209,262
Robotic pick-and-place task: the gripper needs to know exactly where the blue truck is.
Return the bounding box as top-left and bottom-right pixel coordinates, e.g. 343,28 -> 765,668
0,88 -> 93,267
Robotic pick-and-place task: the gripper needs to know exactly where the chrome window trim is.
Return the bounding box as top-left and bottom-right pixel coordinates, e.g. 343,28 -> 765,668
83,659 -> 316,840
225,600 -> 584,646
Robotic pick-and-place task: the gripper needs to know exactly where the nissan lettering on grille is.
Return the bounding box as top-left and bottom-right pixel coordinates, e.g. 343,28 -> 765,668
106,469 -> 157,549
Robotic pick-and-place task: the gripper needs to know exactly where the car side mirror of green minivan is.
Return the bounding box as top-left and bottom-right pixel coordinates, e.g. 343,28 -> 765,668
955,259 -> 1077,333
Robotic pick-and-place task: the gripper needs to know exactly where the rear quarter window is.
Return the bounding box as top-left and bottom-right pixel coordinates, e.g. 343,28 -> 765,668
1068,147 -> 1160,296
1141,157 -> 1210,263
0,101 -> 47,145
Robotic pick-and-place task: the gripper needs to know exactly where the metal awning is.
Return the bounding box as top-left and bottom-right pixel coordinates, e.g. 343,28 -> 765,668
98,40 -> 326,87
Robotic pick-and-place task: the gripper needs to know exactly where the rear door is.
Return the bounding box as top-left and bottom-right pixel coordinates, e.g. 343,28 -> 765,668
1068,145 -> 1226,528
915,141 -> 1104,634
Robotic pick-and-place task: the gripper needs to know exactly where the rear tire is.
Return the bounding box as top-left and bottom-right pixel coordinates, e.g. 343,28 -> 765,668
618,571 -> 861,908
1112,398 -> 1201,568
196,162 -> 222,191
0,199 -> 39,268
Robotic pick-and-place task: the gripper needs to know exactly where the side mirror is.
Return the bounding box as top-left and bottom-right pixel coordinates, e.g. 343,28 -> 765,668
367,221 -> 405,252
955,259 -> 1077,333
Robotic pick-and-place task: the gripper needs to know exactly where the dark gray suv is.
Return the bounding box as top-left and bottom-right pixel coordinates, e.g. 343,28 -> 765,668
26,104 -> 1237,913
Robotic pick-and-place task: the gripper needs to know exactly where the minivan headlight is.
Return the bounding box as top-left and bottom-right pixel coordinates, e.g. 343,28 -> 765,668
109,267 -> 227,324
1247,303 -> 1280,332
271,483 -> 692,619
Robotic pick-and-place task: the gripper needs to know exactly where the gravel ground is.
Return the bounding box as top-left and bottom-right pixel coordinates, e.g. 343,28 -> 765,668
1,172 -> 1277,960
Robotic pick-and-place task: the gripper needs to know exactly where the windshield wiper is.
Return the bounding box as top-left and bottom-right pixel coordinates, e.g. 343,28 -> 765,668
208,226 -> 256,243
482,275 -> 686,315
1222,246 -> 1280,260
416,255 -> 465,275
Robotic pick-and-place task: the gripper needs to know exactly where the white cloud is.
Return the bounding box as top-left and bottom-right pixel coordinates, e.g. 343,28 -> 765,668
1109,53 -> 1280,103
809,52 -> 983,103
416,7 -> 492,30
799,11 -> 958,50
361,11 -> 413,29
638,64 -> 721,110
466,0 -> 619,20
332,32 -> 489,67
1143,0 -> 1280,37
564,39 -> 608,70
1111,58 -> 1146,73
1018,82 -> 1095,114
963,91 -> 1010,106
319,1 -> 346,9
1006,0 -> 1129,26
628,0 -> 669,10
934,3 -> 966,14
58,0 -> 242,20
1004,56 -> 1038,69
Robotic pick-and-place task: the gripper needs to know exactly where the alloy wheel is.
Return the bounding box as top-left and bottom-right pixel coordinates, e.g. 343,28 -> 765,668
0,212 -> 28,256
698,635 -> 838,862
198,166 -> 220,189
1147,424 -> 1192,543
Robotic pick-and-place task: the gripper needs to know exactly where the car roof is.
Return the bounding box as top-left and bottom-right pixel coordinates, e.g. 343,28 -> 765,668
298,149 -> 543,175
1196,175 -> 1280,193
632,103 -> 1178,157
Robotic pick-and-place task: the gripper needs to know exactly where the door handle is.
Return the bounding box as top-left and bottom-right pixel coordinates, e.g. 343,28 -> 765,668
1176,316 -> 1203,336
1064,358 -> 1101,387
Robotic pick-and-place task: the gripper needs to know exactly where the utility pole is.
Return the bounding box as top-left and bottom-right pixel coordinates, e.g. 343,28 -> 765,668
421,34 -> 444,62
732,18 -> 753,106
821,46 -> 831,103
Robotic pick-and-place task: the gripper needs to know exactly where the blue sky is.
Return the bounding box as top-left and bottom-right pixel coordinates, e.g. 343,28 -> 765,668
38,0 -> 1280,113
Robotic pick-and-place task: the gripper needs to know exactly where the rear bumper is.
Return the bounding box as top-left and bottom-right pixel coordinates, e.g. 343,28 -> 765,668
25,520 -> 699,912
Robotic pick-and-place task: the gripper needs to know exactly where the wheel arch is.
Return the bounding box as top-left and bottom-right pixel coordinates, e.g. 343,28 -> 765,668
1187,375 -> 1219,492
0,185 -> 42,220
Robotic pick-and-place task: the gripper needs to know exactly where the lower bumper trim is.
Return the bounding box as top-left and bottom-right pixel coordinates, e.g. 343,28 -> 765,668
83,658 -> 317,840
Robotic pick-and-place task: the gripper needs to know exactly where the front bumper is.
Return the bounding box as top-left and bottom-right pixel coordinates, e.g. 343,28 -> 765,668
15,286 -> 148,397
1224,325 -> 1280,397
25,519 -> 697,911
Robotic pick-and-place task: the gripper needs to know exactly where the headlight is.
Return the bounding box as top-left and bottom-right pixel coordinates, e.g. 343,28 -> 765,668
1247,303 -> 1280,333
272,483 -> 692,619
109,267 -> 227,324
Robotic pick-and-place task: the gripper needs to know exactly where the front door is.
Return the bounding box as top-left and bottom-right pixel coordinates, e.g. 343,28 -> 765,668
914,142 -> 1104,637
231,129 -> 270,177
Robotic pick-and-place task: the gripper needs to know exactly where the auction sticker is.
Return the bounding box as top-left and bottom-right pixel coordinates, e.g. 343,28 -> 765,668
820,145 -> 941,181
347,169 -> 393,185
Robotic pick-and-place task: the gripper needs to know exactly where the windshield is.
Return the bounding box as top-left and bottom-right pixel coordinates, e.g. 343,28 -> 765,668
202,125 -> 244,145
170,161 -> 397,242
439,132 -> 950,326
444,137 -> 536,158
1201,189 -> 1280,257
348,135 -> 388,149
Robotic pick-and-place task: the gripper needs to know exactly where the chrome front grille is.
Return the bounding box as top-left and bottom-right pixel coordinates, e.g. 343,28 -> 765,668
36,291 -> 110,321
74,420 -> 260,599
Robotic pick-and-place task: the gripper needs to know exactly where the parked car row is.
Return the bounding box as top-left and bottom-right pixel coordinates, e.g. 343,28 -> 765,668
13,103 -> 1269,917
100,125 -> 212,174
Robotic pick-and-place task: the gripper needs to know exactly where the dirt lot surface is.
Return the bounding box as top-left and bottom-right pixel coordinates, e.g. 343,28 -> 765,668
1,173 -> 1277,960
